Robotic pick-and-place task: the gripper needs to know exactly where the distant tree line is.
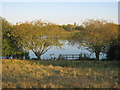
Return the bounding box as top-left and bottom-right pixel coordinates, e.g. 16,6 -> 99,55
1,17 -> 119,60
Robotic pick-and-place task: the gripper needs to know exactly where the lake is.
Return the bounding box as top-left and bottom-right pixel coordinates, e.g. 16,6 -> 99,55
29,41 -> 106,60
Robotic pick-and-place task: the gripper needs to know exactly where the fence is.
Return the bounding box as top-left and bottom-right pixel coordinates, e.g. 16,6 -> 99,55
58,54 -> 81,60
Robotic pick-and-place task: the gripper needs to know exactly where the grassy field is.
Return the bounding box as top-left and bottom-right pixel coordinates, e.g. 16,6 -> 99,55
2,59 -> 119,88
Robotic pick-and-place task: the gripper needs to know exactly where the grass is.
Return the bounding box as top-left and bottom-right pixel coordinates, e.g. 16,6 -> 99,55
2,59 -> 119,88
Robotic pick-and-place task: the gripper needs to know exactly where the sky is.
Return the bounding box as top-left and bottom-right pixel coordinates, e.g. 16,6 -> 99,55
1,1 -> 118,25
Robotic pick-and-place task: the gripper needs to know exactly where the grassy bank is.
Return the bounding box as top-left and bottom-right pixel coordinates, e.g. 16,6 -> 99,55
2,59 -> 119,88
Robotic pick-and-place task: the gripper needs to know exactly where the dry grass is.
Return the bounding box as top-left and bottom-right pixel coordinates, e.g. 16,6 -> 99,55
2,59 -> 119,88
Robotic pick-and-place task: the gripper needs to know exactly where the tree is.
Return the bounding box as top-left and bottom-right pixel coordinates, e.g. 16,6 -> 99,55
69,20 -> 118,60
62,24 -> 75,31
106,39 -> 119,60
13,20 -> 67,60
75,26 -> 85,31
107,25 -> 120,60
1,17 -> 23,58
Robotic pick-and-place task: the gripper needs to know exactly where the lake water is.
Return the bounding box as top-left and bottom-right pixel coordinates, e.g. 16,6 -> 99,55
29,41 -> 106,60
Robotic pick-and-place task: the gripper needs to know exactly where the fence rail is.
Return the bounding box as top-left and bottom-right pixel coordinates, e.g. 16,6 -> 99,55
58,54 -> 81,60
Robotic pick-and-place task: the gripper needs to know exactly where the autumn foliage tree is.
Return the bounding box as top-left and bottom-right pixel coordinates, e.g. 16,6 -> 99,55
69,20 -> 118,60
13,20 -> 67,60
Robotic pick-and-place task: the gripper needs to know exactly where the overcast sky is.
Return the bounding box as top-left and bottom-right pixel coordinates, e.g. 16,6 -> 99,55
1,1 -> 118,25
